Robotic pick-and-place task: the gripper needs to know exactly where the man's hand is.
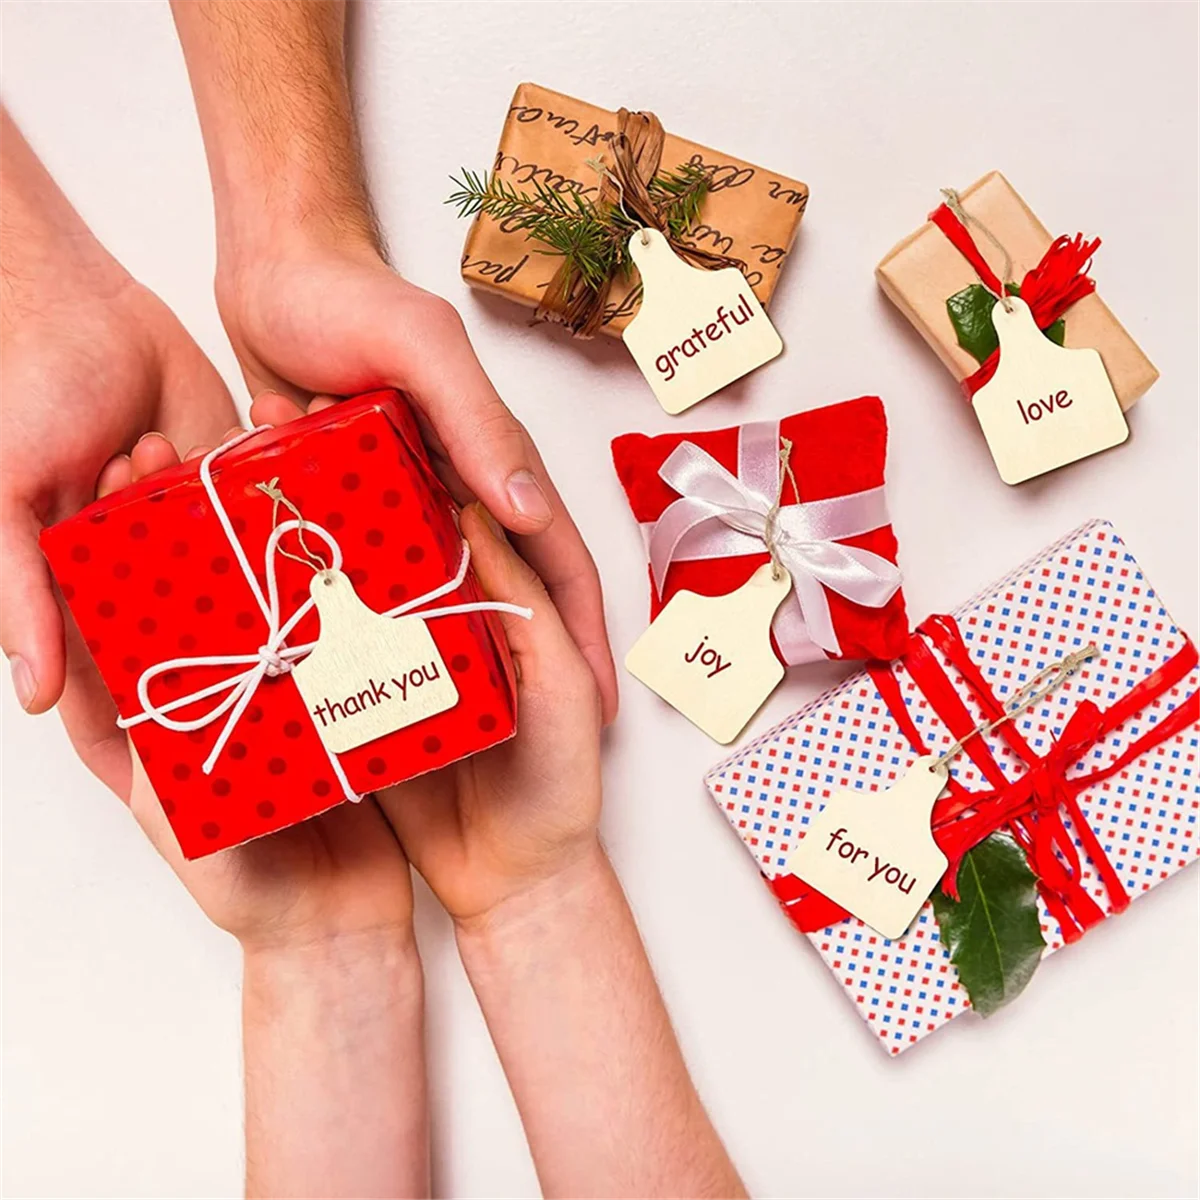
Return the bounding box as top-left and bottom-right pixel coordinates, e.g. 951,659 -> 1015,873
0,110 -> 238,715
170,0 -> 618,724
220,226 -> 620,727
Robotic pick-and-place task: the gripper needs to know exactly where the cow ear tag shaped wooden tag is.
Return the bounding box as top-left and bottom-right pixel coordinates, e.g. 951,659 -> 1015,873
784,756 -> 949,940
622,229 -> 784,414
972,296 -> 1128,485
291,570 -> 459,754
624,564 -> 792,744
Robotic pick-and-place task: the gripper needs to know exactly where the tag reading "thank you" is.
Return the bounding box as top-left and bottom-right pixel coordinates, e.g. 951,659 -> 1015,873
291,570 -> 459,754
622,229 -> 783,414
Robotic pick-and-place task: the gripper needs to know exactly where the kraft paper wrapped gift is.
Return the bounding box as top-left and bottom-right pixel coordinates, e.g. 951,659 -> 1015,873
705,520 -> 1198,1055
876,171 -> 1158,410
460,82 -> 809,337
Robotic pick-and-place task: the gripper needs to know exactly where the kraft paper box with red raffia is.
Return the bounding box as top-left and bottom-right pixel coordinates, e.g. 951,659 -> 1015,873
612,397 -> 910,670
460,82 -> 809,337
40,392 -> 518,860
705,520 -> 1199,1055
876,171 -> 1158,411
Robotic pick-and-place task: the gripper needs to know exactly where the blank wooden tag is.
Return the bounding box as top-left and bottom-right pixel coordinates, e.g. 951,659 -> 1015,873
785,756 -> 949,940
972,296 -> 1129,485
622,229 -> 784,414
625,564 -> 791,744
291,570 -> 458,754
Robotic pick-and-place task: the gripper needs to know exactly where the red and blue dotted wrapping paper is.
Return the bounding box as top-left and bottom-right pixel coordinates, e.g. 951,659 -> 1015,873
40,392 -> 517,860
705,520 -> 1199,1055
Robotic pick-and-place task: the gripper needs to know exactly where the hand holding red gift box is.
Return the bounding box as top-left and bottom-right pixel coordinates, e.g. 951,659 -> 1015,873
42,392 -> 530,858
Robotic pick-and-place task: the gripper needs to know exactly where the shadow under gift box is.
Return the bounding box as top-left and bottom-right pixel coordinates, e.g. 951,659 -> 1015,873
40,391 -> 518,859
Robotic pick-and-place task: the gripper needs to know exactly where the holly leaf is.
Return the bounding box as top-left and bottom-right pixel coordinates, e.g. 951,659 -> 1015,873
946,282 -> 1066,364
930,833 -> 1045,1017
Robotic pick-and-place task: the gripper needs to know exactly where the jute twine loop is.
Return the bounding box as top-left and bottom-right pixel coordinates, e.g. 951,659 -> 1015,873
941,187 -> 1016,312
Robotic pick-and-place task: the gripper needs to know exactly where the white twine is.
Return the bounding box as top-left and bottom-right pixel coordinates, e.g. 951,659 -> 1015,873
117,427 -> 532,803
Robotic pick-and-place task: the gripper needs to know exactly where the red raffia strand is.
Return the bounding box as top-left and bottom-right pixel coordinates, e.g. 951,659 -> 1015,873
928,203 -> 1101,396
773,617 -> 1199,942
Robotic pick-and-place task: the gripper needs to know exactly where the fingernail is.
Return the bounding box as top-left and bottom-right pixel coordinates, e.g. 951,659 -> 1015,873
9,655 -> 36,710
504,470 -> 552,526
474,503 -> 505,539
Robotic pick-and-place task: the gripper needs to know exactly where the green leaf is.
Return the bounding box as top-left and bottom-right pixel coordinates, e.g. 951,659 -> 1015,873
946,281 -> 1066,364
930,833 -> 1045,1017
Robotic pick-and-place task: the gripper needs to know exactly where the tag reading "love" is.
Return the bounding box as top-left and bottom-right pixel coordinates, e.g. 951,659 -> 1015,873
622,229 -> 784,414
291,570 -> 459,754
972,296 -> 1129,485
624,564 -> 792,744
784,756 -> 949,940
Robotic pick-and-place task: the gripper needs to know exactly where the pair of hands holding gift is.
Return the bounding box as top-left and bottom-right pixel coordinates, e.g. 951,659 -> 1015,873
0,110 -> 615,951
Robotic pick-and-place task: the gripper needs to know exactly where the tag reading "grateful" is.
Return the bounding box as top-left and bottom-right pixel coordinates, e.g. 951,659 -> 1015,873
291,570 -> 459,754
622,229 -> 783,414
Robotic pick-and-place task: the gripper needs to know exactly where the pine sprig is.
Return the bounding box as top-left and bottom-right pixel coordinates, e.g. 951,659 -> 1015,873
447,161 -> 713,293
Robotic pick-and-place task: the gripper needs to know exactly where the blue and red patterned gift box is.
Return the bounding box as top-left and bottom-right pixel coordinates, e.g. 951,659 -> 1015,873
705,520 -> 1199,1055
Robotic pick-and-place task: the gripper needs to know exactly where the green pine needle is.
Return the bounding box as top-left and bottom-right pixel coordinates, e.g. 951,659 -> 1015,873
447,161 -> 712,296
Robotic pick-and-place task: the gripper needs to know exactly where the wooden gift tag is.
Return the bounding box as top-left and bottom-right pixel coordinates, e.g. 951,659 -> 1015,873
625,564 -> 791,744
622,229 -> 784,414
972,296 -> 1129,484
291,570 -> 459,754
784,756 -> 949,940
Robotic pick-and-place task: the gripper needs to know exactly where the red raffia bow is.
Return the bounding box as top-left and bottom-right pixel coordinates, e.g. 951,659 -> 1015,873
929,202 -> 1101,397
772,615 -> 1199,943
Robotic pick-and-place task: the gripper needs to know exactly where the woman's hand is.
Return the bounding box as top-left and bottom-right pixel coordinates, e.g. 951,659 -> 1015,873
85,436 -> 417,952
374,503 -> 604,929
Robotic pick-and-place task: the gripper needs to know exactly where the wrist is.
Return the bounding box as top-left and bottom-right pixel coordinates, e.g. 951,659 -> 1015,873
454,839 -> 616,962
243,926 -> 422,1010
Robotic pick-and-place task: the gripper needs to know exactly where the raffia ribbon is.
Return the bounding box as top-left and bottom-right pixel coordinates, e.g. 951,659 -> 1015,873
536,108 -> 745,339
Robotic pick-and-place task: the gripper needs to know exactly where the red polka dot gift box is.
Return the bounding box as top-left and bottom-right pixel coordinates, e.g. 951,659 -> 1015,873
705,520 -> 1199,1055
40,391 -> 518,859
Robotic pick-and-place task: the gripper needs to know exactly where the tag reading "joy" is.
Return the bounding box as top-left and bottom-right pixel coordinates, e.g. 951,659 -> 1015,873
972,297 -> 1129,485
622,229 -> 784,414
624,564 -> 792,744
291,570 -> 459,754
784,756 -> 949,940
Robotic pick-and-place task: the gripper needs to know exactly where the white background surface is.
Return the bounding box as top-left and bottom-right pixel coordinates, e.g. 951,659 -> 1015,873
3,3 -> 1198,1198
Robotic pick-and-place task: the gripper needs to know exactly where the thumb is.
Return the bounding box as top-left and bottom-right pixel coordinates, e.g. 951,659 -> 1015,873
460,504 -> 597,712
0,508 -> 65,713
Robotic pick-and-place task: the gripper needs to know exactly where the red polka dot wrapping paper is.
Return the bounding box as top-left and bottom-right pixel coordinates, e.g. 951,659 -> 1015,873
40,391 -> 518,860
705,520 -> 1199,1055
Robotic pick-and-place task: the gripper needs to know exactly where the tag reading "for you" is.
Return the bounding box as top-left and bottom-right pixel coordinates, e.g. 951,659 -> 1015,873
291,570 -> 459,754
973,296 -> 1129,485
622,229 -> 784,414
625,564 -> 792,744
785,757 -> 949,941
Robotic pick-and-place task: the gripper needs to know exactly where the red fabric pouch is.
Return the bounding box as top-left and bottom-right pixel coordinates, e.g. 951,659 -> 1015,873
611,397 -> 909,664
40,391 -> 517,859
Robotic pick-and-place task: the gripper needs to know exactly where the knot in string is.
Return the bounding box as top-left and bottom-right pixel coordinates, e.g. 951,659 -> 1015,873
257,645 -> 292,678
